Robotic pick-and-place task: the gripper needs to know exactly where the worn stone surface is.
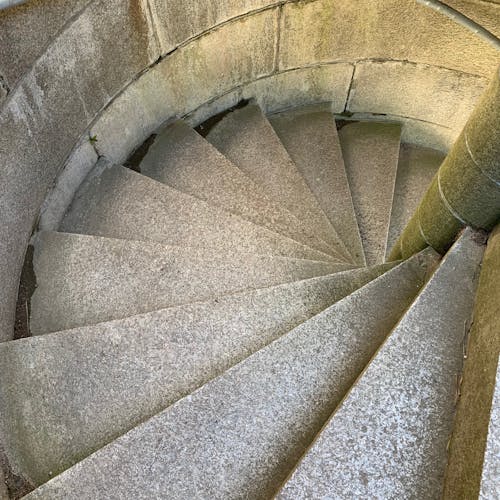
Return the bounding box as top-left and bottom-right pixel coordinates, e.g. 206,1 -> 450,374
0,0 -> 91,87
278,229 -> 483,500
348,61 -> 487,132
338,122 -> 401,265
396,213 -> 430,260
31,231 -> 352,334
444,224 -> 500,499
279,0 -> 500,77
479,359 -> 500,499
441,0 -> 500,38
139,121 -> 336,258
207,104 -> 352,261
91,9 -> 278,165
2,262 -> 396,485
60,161 -> 341,262
270,109 -> 365,265
386,144 -> 443,258
24,251 -> 437,499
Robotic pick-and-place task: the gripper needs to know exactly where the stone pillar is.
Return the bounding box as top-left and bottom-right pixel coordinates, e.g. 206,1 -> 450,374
390,65 -> 500,259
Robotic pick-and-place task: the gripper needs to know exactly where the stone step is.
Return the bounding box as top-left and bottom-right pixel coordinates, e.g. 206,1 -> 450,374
1,262 -> 398,486
25,250 -> 439,499
206,104 -> 353,261
269,108 -> 365,266
60,160 -> 341,263
277,228 -> 484,500
30,231 -> 354,335
386,143 -> 444,259
338,121 -> 401,265
139,121 -> 339,259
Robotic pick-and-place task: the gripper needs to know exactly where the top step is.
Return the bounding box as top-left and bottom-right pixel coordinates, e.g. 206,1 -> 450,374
206,104 -> 353,261
269,108 -> 365,265
139,121 -> 339,259
338,121 -> 401,265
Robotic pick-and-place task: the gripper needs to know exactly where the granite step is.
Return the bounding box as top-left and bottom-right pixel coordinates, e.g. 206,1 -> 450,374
277,228 -> 484,500
1,262 -> 397,486
269,108 -> 365,266
386,144 -> 444,259
25,249 -> 439,499
338,121 -> 401,265
30,231 -> 354,335
60,159 -> 341,263
206,104 -> 353,261
139,121 -> 339,259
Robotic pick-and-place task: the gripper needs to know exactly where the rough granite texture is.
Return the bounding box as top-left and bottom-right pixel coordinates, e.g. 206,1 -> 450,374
206,104 -> 353,261
338,122 -> 401,265
60,160 -> 340,263
24,250 -> 438,499
479,359 -> 500,499
444,224 -> 500,499
270,108 -> 365,265
386,144 -> 444,258
139,121 -> 336,259
1,262 -> 397,486
30,231 -> 352,335
277,229 -> 484,500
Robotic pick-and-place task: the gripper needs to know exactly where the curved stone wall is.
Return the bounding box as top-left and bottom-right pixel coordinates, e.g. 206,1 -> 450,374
0,0 -> 499,342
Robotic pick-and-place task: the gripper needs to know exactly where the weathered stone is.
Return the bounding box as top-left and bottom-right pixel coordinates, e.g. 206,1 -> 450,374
417,176 -> 466,254
397,211 -> 430,260
441,0 -> 500,38
24,251 -> 437,499
277,229 -> 483,500
1,262 -> 395,485
386,144 -> 443,258
443,224 -> 500,499
338,122 -> 401,265
270,108 -> 365,265
207,104 -> 352,261
139,121 -> 336,259
348,61 -> 487,131
149,0 -> 280,54
31,231 -> 351,334
279,0 -> 500,77
91,9 -> 278,164
61,161 -> 341,262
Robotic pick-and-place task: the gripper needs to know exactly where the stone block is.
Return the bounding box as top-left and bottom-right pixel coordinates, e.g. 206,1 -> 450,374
348,61 -> 487,130
279,0 -> 500,77
150,0 -> 280,54
418,176 -> 465,254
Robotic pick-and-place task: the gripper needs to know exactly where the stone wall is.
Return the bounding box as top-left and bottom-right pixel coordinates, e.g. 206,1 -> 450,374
0,0 -> 499,342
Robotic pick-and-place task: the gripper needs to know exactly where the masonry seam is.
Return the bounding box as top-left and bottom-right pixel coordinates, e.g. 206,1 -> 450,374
437,169 -> 469,225
464,131 -> 500,186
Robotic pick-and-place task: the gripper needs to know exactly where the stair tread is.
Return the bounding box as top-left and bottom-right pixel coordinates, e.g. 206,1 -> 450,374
31,232 -> 353,335
60,160 -> 340,263
139,121 -> 338,259
277,228 -> 484,499
24,251 -> 438,499
1,262 -> 397,486
206,104 -> 352,260
386,144 -> 444,258
270,109 -> 365,265
338,121 -> 401,265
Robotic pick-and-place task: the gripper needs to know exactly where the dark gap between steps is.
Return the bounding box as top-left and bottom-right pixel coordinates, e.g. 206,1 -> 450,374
14,245 -> 36,340
124,133 -> 158,173
195,99 -> 250,137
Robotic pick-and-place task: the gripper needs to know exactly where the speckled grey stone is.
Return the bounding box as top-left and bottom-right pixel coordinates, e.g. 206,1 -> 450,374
338,121 -> 401,265
270,108 -> 365,265
386,144 -> 444,259
1,261 -> 396,486
31,231 -> 353,335
206,104 -> 353,261
139,121 -> 337,259
479,359 -> 500,499
24,250 -> 438,500
277,228 -> 483,500
60,159 -> 343,263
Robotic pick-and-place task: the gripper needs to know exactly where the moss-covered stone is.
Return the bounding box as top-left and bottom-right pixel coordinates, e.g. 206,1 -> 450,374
443,223 -> 500,499
398,211 -> 429,260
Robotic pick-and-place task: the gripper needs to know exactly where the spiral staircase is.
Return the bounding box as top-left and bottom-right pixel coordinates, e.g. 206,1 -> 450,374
0,100 -> 493,499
